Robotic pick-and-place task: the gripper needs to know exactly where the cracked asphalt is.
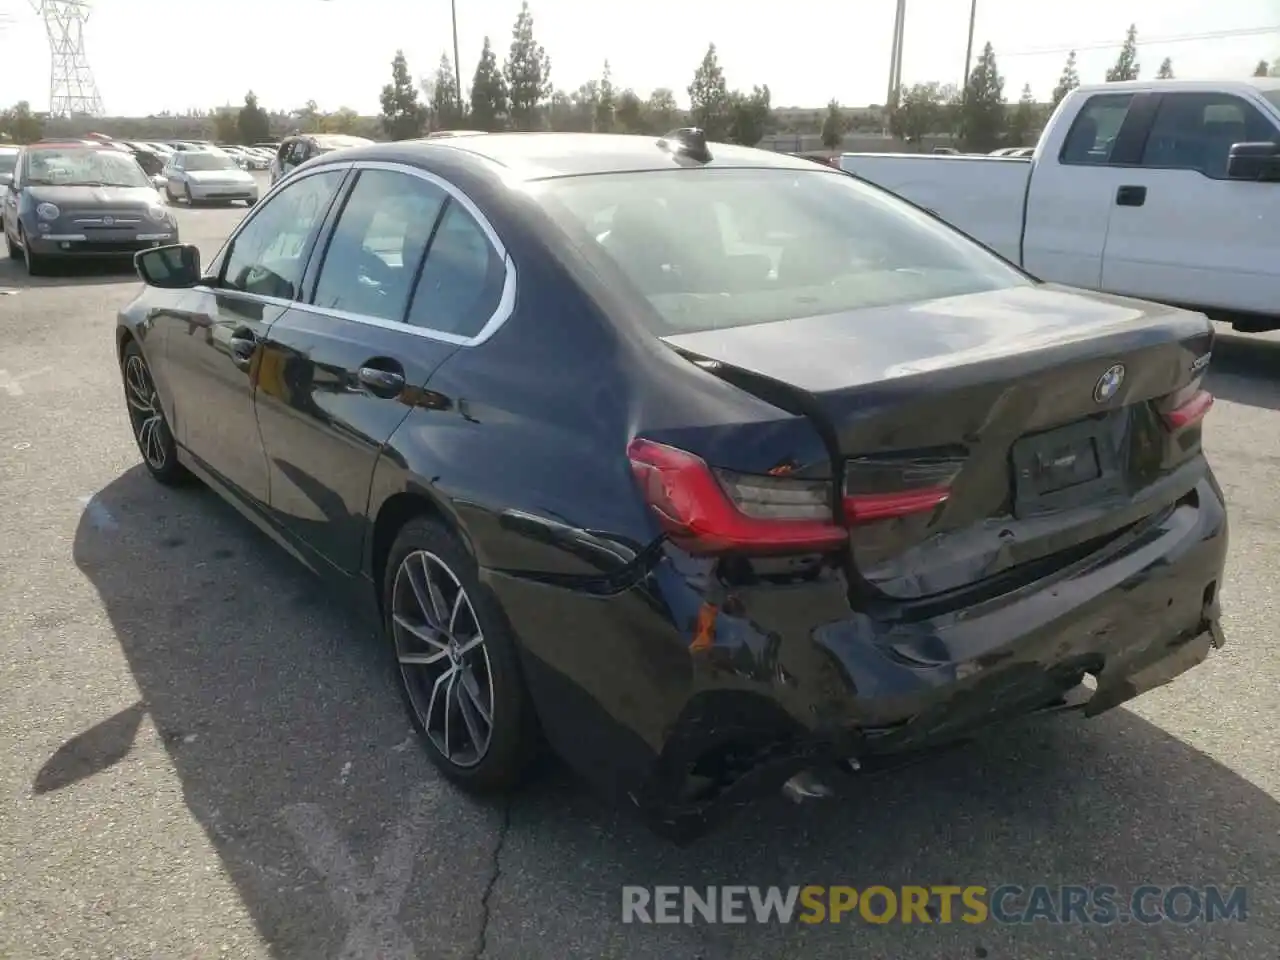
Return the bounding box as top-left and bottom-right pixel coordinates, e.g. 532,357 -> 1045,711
1,175 -> 1279,959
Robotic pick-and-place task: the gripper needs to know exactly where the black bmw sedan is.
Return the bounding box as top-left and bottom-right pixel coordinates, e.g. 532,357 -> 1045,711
116,129 -> 1228,841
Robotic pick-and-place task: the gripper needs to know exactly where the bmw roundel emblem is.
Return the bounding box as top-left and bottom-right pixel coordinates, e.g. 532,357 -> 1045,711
1094,363 -> 1126,403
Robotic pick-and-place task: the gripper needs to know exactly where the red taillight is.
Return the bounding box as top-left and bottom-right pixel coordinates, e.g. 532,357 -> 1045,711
841,453 -> 963,523
843,488 -> 951,522
1161,388 -> 1214,430
626,438 -> 847,556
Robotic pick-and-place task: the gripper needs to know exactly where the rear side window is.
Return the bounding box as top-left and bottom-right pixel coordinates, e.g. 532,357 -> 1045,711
1139,93 -> 1279,177
311,169 -> 446,322
405,202 -> 507,338
1060,94 -> 1134,165
535,167 -> 1028,336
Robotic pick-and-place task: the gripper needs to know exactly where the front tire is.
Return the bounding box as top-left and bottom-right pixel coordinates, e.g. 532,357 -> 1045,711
384,515 -> 538,792
4,226 -> 19,260
121,340 -> 189,485
21,228 -> 48,276
183,183 -> 195,206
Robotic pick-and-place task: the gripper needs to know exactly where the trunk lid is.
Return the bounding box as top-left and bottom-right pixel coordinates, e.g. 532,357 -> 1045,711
664,284 -> 1214,601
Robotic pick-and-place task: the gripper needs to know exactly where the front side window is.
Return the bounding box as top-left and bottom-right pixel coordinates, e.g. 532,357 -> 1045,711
1060,94 -> 1134,165
23,147 -> 151,188
311,169 -> 447,322
221,169 -> 345,299
534,167 -> 1029,336
1140,93 -> 1280,177
0,152 -> 17,176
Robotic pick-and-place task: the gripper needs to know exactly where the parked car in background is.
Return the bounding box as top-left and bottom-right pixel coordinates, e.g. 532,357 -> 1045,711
3,140 -> 177,274
160,149 -> 259,206
269,133 -> 373,185
841,78 -> 1280,331
117,130 -> 1226,841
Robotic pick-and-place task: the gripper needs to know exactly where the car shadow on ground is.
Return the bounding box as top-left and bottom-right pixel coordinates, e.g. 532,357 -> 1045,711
1207,332 -> 1280,413
0,256 -> 139,289
61,467 -> 1280,959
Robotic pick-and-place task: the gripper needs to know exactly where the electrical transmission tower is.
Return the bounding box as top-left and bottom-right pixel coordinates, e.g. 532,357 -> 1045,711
30,1 -> 105,117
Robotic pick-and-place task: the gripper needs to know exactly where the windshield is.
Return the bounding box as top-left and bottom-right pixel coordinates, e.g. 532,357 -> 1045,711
24,148 -> 151,188
183,152 -> 238,171
534,167 -> 1030,335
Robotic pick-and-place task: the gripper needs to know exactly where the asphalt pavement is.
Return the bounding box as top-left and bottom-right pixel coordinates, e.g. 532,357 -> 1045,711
1,176 -> 1278,960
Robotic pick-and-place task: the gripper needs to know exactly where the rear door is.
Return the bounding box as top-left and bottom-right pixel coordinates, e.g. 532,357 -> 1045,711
1021,91 -> 1157,288
254,161 -> 510,573
1100,89 -> 1280,315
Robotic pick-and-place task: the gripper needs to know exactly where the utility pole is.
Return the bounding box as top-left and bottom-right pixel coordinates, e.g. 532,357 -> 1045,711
451,0 -> 463,114
962,0 -> 977,93
885,0 -> 906,110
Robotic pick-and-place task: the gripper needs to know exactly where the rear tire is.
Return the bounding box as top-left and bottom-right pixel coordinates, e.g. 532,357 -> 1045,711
383,515 -> 538,793
120,340 -> 190,486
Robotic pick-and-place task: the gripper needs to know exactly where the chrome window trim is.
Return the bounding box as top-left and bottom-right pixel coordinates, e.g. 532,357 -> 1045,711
191,159 -> 517,349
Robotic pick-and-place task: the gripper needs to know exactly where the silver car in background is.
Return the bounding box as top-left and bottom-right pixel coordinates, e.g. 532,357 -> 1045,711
161,150 -> 259,207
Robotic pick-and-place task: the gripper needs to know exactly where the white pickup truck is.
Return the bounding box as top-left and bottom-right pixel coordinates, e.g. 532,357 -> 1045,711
841,78 -> 1280,331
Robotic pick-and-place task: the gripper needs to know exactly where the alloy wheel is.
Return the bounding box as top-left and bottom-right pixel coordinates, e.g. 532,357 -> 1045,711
391,549 -> 495,768
123,354 -> 169,470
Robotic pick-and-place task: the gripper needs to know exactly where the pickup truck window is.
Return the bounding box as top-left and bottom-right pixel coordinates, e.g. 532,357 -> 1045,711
1060,94 -> 1134,165
1140,92 -> 1278,178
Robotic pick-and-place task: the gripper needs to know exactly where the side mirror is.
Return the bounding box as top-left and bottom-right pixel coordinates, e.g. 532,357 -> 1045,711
151,174 -> 166,189
1226,141 -> 1280,182
135,243 -> 202,288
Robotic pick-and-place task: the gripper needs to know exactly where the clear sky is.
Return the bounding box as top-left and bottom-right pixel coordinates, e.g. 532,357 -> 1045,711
1,0 -> 1276,115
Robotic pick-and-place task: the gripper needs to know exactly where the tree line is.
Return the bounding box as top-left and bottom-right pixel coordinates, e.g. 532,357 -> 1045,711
2,9 -> 1277,150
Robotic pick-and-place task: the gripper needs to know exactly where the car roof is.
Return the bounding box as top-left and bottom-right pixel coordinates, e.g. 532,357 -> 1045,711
1076,77 -> 1280,95
25,140 -> 107,150
312,134 -> 373,148
337,132 -> 827,181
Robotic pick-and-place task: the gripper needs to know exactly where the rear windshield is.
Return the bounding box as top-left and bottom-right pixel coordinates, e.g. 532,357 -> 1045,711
24,147 -> 150,188
183,152 -> 238,171
534,167 -> 1030,335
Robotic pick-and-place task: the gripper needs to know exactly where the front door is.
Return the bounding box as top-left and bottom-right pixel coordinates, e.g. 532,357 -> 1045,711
159,166 -> 349,506
1100,90 -> 1280,316
255,163 -> 509,573
1022,91 -> 1151,289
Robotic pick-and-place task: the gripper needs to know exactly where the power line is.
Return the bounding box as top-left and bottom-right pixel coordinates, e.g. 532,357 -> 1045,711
998,24 -> 1280,59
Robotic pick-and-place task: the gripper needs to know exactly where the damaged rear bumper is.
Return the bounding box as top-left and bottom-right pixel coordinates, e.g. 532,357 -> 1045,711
491,476 -> 1227,843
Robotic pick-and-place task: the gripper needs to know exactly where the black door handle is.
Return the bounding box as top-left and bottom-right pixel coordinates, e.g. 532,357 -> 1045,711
1115,185 -> 1147,207
358,365 -> 405,397
228,332 -> 257,369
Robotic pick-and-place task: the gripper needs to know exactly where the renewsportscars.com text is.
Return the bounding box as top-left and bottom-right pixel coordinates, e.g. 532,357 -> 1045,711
621,884 -> 1248,926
